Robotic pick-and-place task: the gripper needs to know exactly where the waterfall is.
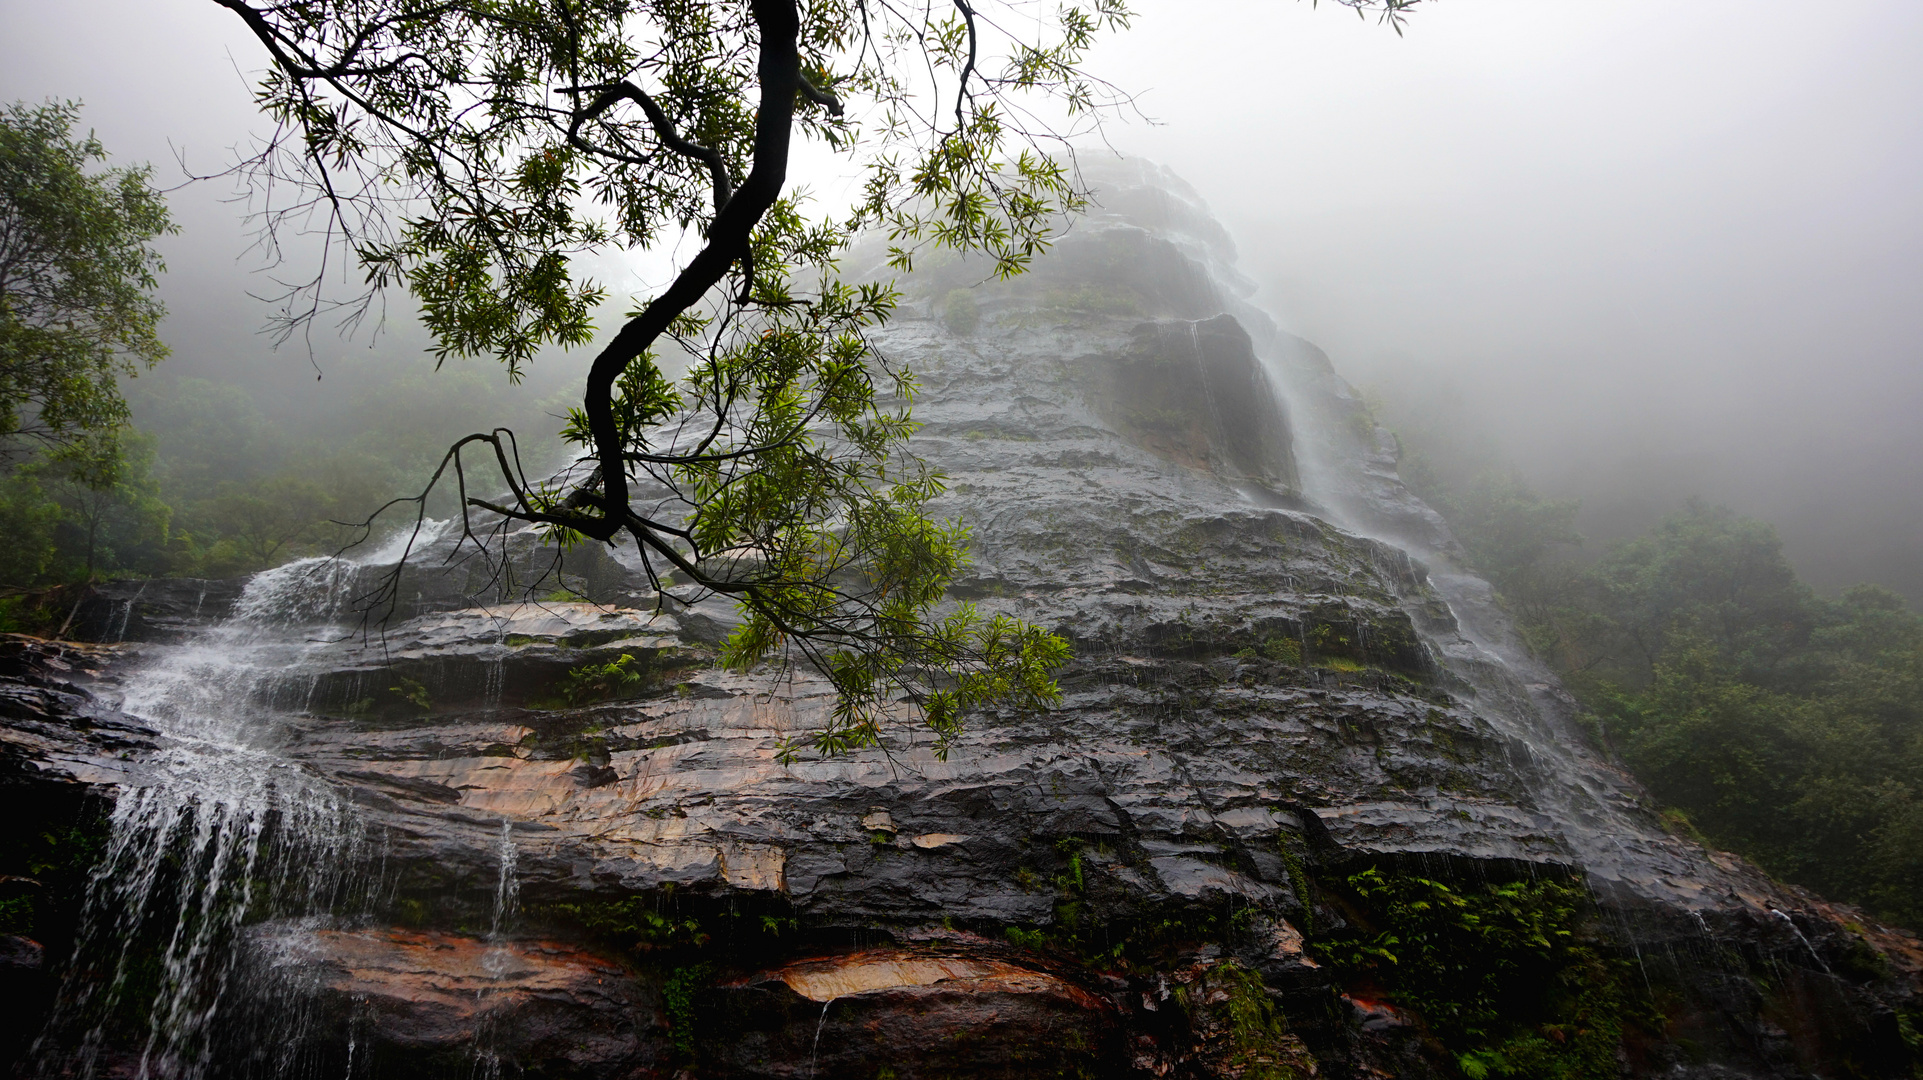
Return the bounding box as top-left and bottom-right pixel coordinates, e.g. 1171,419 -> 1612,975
1220,248 -> 1760,926
31,556 -> 390,1080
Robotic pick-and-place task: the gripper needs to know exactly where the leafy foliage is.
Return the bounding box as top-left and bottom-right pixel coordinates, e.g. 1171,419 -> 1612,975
1586,555 -> 1923,923
213,0 -> 1141,366
0,426 -> 171,585
664,962 -> 715,1061
388,675 -> 431,712
203,0 -> 1425,755
0,100 -> 173,454
998,840 -> 1272,972
202,0 -> 1148,754
0,101 -> 180,591
540,895 -> 709,950
1312,870 -> 1638,1080
556,653 -> 647,707
1176,960 -> 1307,1080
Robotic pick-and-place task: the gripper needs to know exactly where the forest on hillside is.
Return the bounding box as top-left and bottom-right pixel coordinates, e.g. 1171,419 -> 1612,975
0,99 -> 569,599
1369,381 -> 1923,928
0,364 -> 566,591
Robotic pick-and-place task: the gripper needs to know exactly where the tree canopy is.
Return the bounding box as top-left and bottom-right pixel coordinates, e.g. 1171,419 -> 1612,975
0,99 -> 174,456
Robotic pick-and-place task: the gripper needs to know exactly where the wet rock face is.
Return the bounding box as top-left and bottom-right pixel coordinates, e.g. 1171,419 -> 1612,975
1068,314 -> 1298,496
233,926 -> 667,1079
0,635 -> 153,787
73,579 -> 244,643
0,638 -> 149,1070
707,943 -> 1128,1078
10,161 -> 1923,1079
0,934 -> 49,1067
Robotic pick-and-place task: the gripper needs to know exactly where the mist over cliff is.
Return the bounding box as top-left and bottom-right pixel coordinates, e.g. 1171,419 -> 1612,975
1091,0 -> 1923,606
5,0 -> 1918,604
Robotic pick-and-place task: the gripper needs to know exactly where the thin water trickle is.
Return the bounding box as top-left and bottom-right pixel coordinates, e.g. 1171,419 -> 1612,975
482,650 -> 507,714
808,997 -> 837,1079
110,581 -> 148,642
1770,909 -> 1830,973
489,820 -> 520,942
472,819 -> 522,1078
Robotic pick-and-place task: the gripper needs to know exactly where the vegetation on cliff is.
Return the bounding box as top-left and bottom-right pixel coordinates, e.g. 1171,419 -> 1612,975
1312,869 -> 1643,1080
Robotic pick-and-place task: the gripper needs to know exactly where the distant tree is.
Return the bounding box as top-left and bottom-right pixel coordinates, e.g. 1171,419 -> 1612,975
209,0 -> 1422,755
1583,500 -> 1815,686
1438,473 -> 1582,583
0,100 -> 174,456
137,376 -> 278,495
129,369 -> 564,578
1540,506 -> 1923,924
39,428 -> 172,581
0,427 -> 172,589
0,468 -> 62,587
198,474 -> 338,569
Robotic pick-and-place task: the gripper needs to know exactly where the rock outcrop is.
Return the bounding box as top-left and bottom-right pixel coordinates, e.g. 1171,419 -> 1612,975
235,925 -> 666,1079
6,161 -> 1922,1079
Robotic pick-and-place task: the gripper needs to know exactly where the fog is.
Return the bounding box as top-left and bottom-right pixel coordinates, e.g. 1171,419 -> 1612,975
2,0 -> 1918,601
1089,0 -> 1923,603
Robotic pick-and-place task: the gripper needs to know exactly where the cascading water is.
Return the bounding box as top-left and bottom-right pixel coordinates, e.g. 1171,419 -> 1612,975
30,552 -> 405,1080
470,821 -> 522,1080
1771,908 -> 1832,973
1168,214 -> 1715,910
488,820 -> 520,944
1047,159 -> 1776,936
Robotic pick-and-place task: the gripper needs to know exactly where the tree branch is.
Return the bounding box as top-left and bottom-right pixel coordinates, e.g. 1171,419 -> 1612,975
951,0 -> 980,131
574,0 -> 803,546
797,71 -> 844,116
560,81 -> 734,214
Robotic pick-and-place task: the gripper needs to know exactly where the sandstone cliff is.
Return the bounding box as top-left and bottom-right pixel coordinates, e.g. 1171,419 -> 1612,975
3,160 -> 1918,1080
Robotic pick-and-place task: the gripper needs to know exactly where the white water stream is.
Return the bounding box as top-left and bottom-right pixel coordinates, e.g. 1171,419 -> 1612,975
30,549 -> 417,1080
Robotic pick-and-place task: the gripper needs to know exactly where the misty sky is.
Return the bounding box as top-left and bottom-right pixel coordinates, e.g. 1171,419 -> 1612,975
2,0 -> 1918,601
1090,1 -> 1923,603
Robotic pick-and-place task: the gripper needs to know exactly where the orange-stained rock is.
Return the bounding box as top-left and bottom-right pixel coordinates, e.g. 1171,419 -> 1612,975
703,943 -> 1126,1079
771,948 -> 1096,1006
240,923 -> 667,1079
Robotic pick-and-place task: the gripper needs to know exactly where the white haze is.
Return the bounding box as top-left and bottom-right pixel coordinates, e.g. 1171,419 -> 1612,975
2,0 -> 1918,601
1089,0 -> 1923,603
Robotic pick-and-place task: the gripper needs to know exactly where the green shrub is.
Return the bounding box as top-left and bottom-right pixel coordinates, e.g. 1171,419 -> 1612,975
1236,636 -> 1303,665
556,653 -> 647,706
1310,869 -> 1643,1080
388,675 -> 431,712
665,962 -> 714,1061
1184,960 -> 1307,1080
